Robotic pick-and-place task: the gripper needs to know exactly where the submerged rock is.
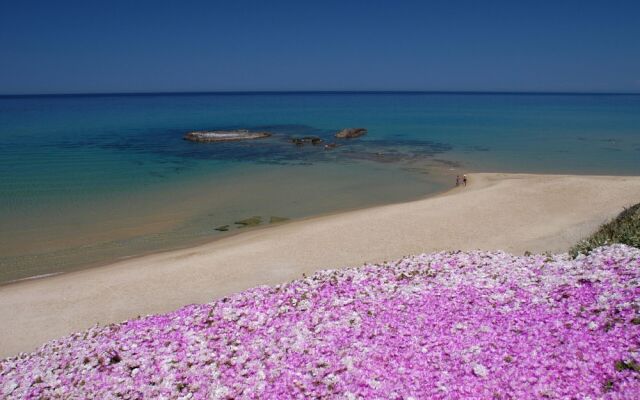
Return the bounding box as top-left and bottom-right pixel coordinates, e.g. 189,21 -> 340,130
269,216 -> 289,224
184,130 -> 271,143
291,136 -> 323,146
214,225 -> 230,232
335,128 -> 367,139
234,216 -> 262,227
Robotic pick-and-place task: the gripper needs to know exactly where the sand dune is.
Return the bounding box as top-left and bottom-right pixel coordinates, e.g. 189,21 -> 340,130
1,173 -> 640,358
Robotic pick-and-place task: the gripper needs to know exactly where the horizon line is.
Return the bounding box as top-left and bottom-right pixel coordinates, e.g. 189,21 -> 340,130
2,89 -> 640,98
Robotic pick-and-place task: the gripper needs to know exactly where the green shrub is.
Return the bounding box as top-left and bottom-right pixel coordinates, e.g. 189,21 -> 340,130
570,202 -> 640,257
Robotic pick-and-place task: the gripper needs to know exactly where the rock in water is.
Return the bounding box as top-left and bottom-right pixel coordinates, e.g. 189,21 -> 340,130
335,128 -> 367,139
234,216 -> 262,227
184,130 -> 271,143
290,136 -> 323,146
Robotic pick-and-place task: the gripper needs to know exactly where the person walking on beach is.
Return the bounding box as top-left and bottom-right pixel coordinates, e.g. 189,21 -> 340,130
463,174 -> 467,186
456,175 -> 460,186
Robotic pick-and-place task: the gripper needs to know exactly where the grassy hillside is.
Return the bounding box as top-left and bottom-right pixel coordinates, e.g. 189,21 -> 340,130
571,202 -> 640,257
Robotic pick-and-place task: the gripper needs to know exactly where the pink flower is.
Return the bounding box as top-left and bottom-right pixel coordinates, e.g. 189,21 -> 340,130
1,245 -> 639,399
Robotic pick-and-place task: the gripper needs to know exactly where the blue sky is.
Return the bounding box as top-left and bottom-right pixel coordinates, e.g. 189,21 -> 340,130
1,0 -> 639,94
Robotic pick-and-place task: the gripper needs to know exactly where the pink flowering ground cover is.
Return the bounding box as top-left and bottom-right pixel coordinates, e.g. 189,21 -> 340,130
2,245 -> 640,399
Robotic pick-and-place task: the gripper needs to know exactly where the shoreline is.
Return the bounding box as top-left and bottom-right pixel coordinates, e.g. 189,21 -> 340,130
2,172 -> 640,358
0,169 -> 452,287
0,161 -> 453,286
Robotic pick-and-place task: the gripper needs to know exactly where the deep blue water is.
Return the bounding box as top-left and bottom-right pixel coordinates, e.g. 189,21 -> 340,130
1,92 -> 639,282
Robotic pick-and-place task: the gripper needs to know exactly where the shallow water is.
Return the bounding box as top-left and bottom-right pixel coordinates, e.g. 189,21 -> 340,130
1,92 -> 639,283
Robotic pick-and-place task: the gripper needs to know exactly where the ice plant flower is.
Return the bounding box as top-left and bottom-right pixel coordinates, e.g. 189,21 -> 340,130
1,245 -> 639,399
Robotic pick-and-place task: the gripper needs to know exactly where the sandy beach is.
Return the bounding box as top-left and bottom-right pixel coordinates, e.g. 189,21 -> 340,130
1,172 -> 640,358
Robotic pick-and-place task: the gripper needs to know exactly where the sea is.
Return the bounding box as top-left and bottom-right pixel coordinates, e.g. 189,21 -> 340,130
1,92 -> 639,283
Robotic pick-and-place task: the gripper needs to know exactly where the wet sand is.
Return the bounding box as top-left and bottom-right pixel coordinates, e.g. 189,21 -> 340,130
1,173 -> 640,358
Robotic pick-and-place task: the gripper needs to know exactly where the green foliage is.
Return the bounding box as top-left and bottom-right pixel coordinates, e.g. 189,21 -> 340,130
602,379 -> 614,393
570,203 -> 640,257
614,359 -> 640,373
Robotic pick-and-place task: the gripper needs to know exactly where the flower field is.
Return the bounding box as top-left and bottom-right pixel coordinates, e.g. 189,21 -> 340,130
2,245 -> 639,399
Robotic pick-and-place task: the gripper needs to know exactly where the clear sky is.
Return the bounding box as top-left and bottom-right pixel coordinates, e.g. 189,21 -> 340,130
1,0 -> 639,94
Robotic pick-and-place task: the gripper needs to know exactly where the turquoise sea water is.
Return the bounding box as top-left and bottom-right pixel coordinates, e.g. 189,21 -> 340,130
1,92 -> 639,283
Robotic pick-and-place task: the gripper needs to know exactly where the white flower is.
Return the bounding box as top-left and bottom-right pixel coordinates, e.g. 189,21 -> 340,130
297,300 -> 312,311
342,356 -> 355,370
3,381 -> 18,396
323,374 -> 338,386
453,322 -> 467,331
368,379 -> 382,389
472,363 -> 488,378
437,383 -> 449,392
209,384 -> 230,399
